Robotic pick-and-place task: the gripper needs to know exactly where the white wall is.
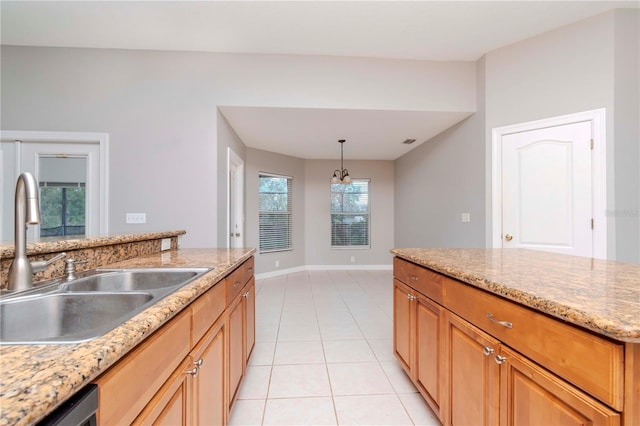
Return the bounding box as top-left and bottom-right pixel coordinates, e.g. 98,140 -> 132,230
395,9 -> 639,263
1,46 -> 475,248
304,159 -> 395,268
245,151 -> 394,274
395,57 -> 486,248
245,148 -> 306,273
484,9 -> 639,262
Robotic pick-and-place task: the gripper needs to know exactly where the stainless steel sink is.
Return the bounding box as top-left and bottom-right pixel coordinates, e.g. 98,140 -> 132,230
0,267 -> 211,345
0,292 -> 153,344
61,269 -> 205,292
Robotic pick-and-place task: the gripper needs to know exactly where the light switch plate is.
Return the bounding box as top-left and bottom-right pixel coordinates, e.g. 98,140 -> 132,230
161,238 -> 171,251
461,213 -> 471,223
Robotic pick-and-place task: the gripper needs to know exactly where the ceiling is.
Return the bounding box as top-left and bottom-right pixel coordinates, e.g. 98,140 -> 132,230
2,1 -> 635,160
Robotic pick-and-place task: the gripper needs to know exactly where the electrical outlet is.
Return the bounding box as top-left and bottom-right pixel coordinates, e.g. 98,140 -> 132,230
126,213 -> 146,224
461,213 -> 471,223
275,260 -> 280,267
350,256 -> 356,263
161,238 -> 171,251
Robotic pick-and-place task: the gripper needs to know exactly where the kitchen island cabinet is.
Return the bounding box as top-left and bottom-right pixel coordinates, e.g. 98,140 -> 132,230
391,249 -> 639,426
0,247 -> 255,426
96,256 -> 255,425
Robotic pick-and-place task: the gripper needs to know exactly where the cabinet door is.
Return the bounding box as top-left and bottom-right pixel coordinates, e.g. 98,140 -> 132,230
499,346 -> 620,426
227,294 -> 244,410
444,312 -> 500,426
191,319 -> 226,426
132,357 -> 192,426
393,279 -> 413,374
244,278 -> 256,364
415,295 -> 443,417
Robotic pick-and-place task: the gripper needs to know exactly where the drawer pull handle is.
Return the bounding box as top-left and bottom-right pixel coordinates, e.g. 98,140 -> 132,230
482,346 -> 494,356
495,355 -> 507,365
234,281 -> 241,288
408,275 -> 419,281
243,291 -> 250,298
186,366 -> 199,377
487,313 -> 513,329
194,358 -> 204,367
407,294 -> 417,301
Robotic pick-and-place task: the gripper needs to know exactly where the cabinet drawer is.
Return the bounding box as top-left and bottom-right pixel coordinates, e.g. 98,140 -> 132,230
226,258 -> 253,305
444,278 -> 624,410
95,309 -> 191,426
394,257 -> 443,304
242,256 -> 255,286
192,281 -> 226,345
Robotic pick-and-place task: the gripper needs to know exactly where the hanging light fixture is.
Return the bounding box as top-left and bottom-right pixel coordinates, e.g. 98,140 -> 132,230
330,139 -> 352,184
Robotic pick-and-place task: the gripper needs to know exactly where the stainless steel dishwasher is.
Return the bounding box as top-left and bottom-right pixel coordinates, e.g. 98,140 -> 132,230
36,384 -> 98,426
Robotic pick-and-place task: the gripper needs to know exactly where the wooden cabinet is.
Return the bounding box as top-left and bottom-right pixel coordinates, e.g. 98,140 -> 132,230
393,278 -> 444,417
499,346 -> 619,426
393,257 -> 625,426
191,318 -> 226,426
228,277 -> 256,410
133,357 -> 192,426
94,256 -> 255,426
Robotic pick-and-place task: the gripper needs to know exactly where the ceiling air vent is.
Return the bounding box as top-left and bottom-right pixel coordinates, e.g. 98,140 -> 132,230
402,139 -> 416,145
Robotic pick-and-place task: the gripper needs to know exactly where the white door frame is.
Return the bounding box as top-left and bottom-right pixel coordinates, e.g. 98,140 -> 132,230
491,108 -> 607,259
1,130 -> 109,236
227,147 -> 244,248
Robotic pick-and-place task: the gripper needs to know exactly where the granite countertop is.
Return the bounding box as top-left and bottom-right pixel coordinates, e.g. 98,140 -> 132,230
0,247 -> 255,426
0,230 -> 186,257
391,248 -> 640,343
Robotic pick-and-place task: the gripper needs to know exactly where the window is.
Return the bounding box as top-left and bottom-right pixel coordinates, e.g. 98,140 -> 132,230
40,182 -> 86,237
259,173 -> 292,253
331,179 -> 370,248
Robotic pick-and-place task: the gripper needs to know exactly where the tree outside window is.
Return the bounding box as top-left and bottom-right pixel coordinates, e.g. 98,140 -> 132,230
331,179 -> 370,248
259,174 -> 292,252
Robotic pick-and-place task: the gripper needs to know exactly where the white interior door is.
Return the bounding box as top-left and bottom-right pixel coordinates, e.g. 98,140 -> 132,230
228,148 -> 244,248
501,121 -> 593,257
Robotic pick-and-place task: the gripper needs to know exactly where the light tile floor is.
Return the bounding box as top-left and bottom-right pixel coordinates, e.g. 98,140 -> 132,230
228,269 -> 441,426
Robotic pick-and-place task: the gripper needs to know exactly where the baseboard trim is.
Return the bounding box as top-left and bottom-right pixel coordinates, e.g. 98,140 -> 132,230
255,264 -> 392,280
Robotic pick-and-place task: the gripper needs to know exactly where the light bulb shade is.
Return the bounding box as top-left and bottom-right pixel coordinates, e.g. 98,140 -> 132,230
342,173 -> 352,184
331,175 -> 340,184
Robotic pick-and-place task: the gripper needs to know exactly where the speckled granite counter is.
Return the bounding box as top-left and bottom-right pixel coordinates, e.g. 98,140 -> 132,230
0,247 -> 255,426
391,248 -> 640,343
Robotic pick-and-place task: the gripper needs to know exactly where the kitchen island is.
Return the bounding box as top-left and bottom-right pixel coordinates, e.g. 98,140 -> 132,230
1,239 -> 255,425
391,248 -> 640,426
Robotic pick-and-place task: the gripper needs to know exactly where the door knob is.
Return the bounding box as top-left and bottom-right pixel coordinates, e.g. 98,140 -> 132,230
505,234 -> 513,241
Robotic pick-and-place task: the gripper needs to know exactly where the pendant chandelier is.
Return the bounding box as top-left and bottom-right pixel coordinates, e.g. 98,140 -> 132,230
330,139 -> 352,184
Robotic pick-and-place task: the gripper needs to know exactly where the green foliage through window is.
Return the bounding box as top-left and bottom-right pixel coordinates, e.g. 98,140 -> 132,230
40,183 -> 86,237
331,179 -> 370,247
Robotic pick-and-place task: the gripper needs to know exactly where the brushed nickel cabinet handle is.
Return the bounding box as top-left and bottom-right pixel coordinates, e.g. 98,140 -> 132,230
407,294 -> 417,301
408,275 -> 419,281
482,346 -> 494,356
487,312 -> 513,329
186,366 -> 198,377
495,355 -> 507,365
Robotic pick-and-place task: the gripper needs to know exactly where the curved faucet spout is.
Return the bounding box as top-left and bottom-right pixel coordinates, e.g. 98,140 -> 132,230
8,172 -> 42,291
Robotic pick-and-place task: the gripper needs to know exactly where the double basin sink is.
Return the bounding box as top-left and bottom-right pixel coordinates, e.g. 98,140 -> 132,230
0,267 -> 210,345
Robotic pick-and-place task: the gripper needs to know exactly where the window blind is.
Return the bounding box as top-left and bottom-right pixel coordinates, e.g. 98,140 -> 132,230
259,173 -> 293,253
331,179 -> 370,248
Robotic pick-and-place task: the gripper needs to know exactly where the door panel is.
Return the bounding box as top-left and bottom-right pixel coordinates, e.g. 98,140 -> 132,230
502,121 -> 592,257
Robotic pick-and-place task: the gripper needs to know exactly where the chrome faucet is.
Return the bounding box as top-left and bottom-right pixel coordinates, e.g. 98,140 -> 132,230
7,172 -> 66,291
